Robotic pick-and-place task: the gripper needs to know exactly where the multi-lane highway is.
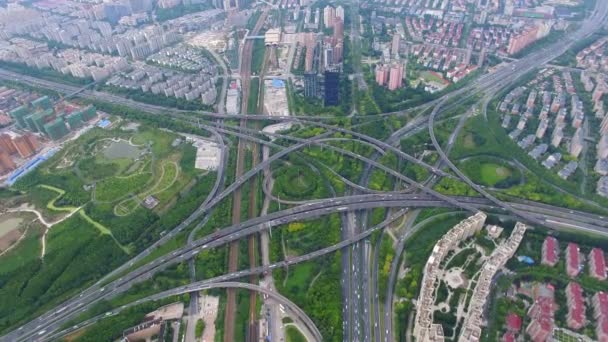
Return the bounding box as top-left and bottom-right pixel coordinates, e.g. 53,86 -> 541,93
5,189 -> 608,341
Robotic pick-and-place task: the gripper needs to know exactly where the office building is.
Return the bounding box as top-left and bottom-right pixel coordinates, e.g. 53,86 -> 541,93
324,70 -> 340,106
304,72 -> 317,98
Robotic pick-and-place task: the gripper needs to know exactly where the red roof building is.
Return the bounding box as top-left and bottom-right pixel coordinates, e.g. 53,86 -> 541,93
542,236 -> 558,266
526,317 -> 553,342
502,332 -> 516,342
594,292 -> 608,319
566,243 -> 581,277
566,282 -> 585,330
526,289 -> 556,342
593,292 -> 608,342
589,248 -> 607,280
597,317 -> 608,342
506,313 -> 522,332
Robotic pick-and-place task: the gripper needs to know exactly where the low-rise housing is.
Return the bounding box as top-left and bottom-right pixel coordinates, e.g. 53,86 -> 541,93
589,248 -> 607,280
595,158 -> 608,176
592,292 -> 608,342
526,283 -> 556,342
542,153 -> 561,169
541,236 -> 558,266
565,282 -> 585,330
566,242 -> 581,277
528,143 -> 548,160
598,176 -> 608,198
558,161 -> 578,180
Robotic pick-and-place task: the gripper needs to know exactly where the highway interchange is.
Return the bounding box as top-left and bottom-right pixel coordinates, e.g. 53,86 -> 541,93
1,1 -> 608,341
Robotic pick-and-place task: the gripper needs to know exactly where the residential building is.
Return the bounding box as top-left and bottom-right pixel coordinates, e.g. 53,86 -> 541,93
414,213 -> 487,342
526,284 -> 556,342
388,63 -> 404,91
589,248 -> 607,280
11,135 -> 34,158
459,223 -> 527,342
598,134 -> 608,160
566,243 -> 581,277
569,127 -> 584,158
592,292 -> 608,342
375,64 -> 389,86
598,176 -> 608,198
596,159 -> 608,176
323,6 -> 335,28
541,236 -> 558,266
565,282 -> 585,330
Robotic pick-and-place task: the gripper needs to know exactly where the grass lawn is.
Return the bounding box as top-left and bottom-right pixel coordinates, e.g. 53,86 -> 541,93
282,262 -> 316,294
0,216 -> 42,274
131,128 -> 177,158
420,70 -> 447,84
462,133 -> 476,149
285,325 -> 307,342
479,163 -> 512,186
95,172 -> 152,202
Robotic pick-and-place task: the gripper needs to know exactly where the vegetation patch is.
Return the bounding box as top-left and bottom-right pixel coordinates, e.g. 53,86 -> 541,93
458,156 -> 520,188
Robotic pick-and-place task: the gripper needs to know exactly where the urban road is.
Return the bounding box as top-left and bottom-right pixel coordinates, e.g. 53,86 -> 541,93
1,1 -> 608,340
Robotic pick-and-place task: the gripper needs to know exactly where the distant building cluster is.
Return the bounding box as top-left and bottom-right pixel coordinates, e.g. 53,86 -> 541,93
571,37 -> 608,197
467,26 -> 513,54
106,63 -> 218,104
322,5 -> 345,70
506,21 -> 553,55
0,86 -> 44,127
542,236 -> 607,279
0,3 -> 224,109
499,66 -> 608,197
404,16 -> 463,46
9,97 -> 97,141
0,132 -> 39,175
0,88 -> 100,183
289,5 -> 345,104
536,236 -> 608,339
147,45 -> 217,72
375,62 -> 404,91
576,37 -> 608,72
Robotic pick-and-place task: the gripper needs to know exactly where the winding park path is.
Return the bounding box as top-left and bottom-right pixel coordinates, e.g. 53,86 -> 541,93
6,184 -> 129,257
7,185 -> 81,258
114,160 -> 180,216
